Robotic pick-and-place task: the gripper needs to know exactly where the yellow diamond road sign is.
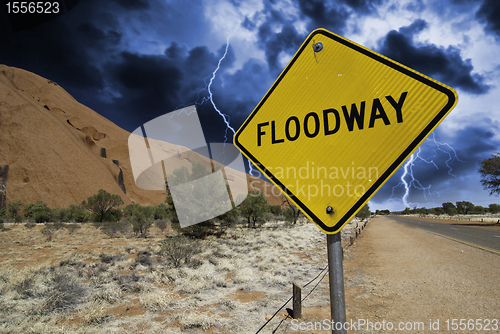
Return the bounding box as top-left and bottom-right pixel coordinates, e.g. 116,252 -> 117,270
234,28 -> 458,234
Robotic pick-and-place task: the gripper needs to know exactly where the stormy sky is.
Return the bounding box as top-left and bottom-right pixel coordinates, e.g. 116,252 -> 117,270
1,0 -> 500,211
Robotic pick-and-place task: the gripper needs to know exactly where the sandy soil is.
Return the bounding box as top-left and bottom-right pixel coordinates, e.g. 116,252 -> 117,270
284,216 -> 500,333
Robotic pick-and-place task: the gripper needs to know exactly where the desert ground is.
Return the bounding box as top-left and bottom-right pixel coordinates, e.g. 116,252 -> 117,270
0,218 -> 366,333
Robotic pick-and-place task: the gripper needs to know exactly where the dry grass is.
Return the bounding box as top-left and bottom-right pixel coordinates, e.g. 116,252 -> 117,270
0,218 -> 363,333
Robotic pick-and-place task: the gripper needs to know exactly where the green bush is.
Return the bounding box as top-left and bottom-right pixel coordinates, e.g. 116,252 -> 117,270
131,206 -> 154,238
356,204 -> 371,219
14,215 -> 23,224
269,205 -> 283,216
489,203 -> 500,214
34,210 -> 51,224
239,191 -> 269,228
73,209 -> 90,223
8,200 -> 23,218
83,189 -> 124,222
171,219 -> 217,239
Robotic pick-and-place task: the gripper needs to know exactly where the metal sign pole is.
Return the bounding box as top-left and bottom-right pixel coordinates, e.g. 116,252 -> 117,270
327,232 -> 347,334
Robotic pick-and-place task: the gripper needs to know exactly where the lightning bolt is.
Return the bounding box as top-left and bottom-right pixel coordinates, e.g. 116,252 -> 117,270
178,36 -> 255,175
392,133 -> 462,208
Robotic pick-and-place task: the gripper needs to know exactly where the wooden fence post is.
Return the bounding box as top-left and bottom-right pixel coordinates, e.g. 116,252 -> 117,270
293,283 -> 301,319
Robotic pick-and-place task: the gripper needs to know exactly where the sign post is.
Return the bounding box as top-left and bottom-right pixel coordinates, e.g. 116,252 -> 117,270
327,233 -> 346,334
234,28 -> 457,332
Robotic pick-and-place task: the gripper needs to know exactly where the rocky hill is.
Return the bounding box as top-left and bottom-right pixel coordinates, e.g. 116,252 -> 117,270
0,65 -> 282,209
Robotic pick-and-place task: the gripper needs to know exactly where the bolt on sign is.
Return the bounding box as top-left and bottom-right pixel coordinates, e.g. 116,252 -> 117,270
234,28 -> 458,234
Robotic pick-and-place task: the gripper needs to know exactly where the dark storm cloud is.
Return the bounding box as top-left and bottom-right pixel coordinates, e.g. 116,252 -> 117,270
258,22 -> 305,72
374,123 -> 500,203
338,0 -> 384,13
476,0 -> 500,38
107,51 -> 183,124
111,0 -> 150,10
0,0 -> 140,100
217,59 -> 272,125
0,19 -> 106,91
378,20 -> 489,94
296,0 -> 349,32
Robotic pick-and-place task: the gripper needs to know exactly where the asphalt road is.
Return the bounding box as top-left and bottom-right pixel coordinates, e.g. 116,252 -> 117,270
387,215 -> 500,254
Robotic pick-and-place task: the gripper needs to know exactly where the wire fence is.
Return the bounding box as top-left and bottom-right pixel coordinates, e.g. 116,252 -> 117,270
254,219 -> 369,334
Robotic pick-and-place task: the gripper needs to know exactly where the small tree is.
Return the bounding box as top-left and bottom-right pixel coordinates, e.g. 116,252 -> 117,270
442,202 -> 457,215
479,152 -> 500,195
239,190 -> 268,228
456,201 -> 475,215
356,204 -> 371,219
131,206 -> 154,238
8,200 -> 23,218
83,189 -> 124,222
470,205 -> 485,214
281,195 -> 301,224
269,205 -> 283,216
489,203 -> 500,214
218,207 -> 239,231
23,201 -> 52,223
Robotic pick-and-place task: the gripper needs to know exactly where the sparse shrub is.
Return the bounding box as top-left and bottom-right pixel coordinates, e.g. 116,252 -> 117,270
39,271 -> 87,315
0,220 -> 9,231
171,219 -> 217,239
135,251 -> 152,267
45,222 -> 66,231
83,302 -> 112,325
67,223 -> 81,234
155,219 -> 168,232
159,235 -> 200,268
41,226 -> 55,241
25,222 -> 36,229
14,215 -> 22,224
99,253 -> 125,264
13,267 -> 87,315
100,219 -> 129,238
